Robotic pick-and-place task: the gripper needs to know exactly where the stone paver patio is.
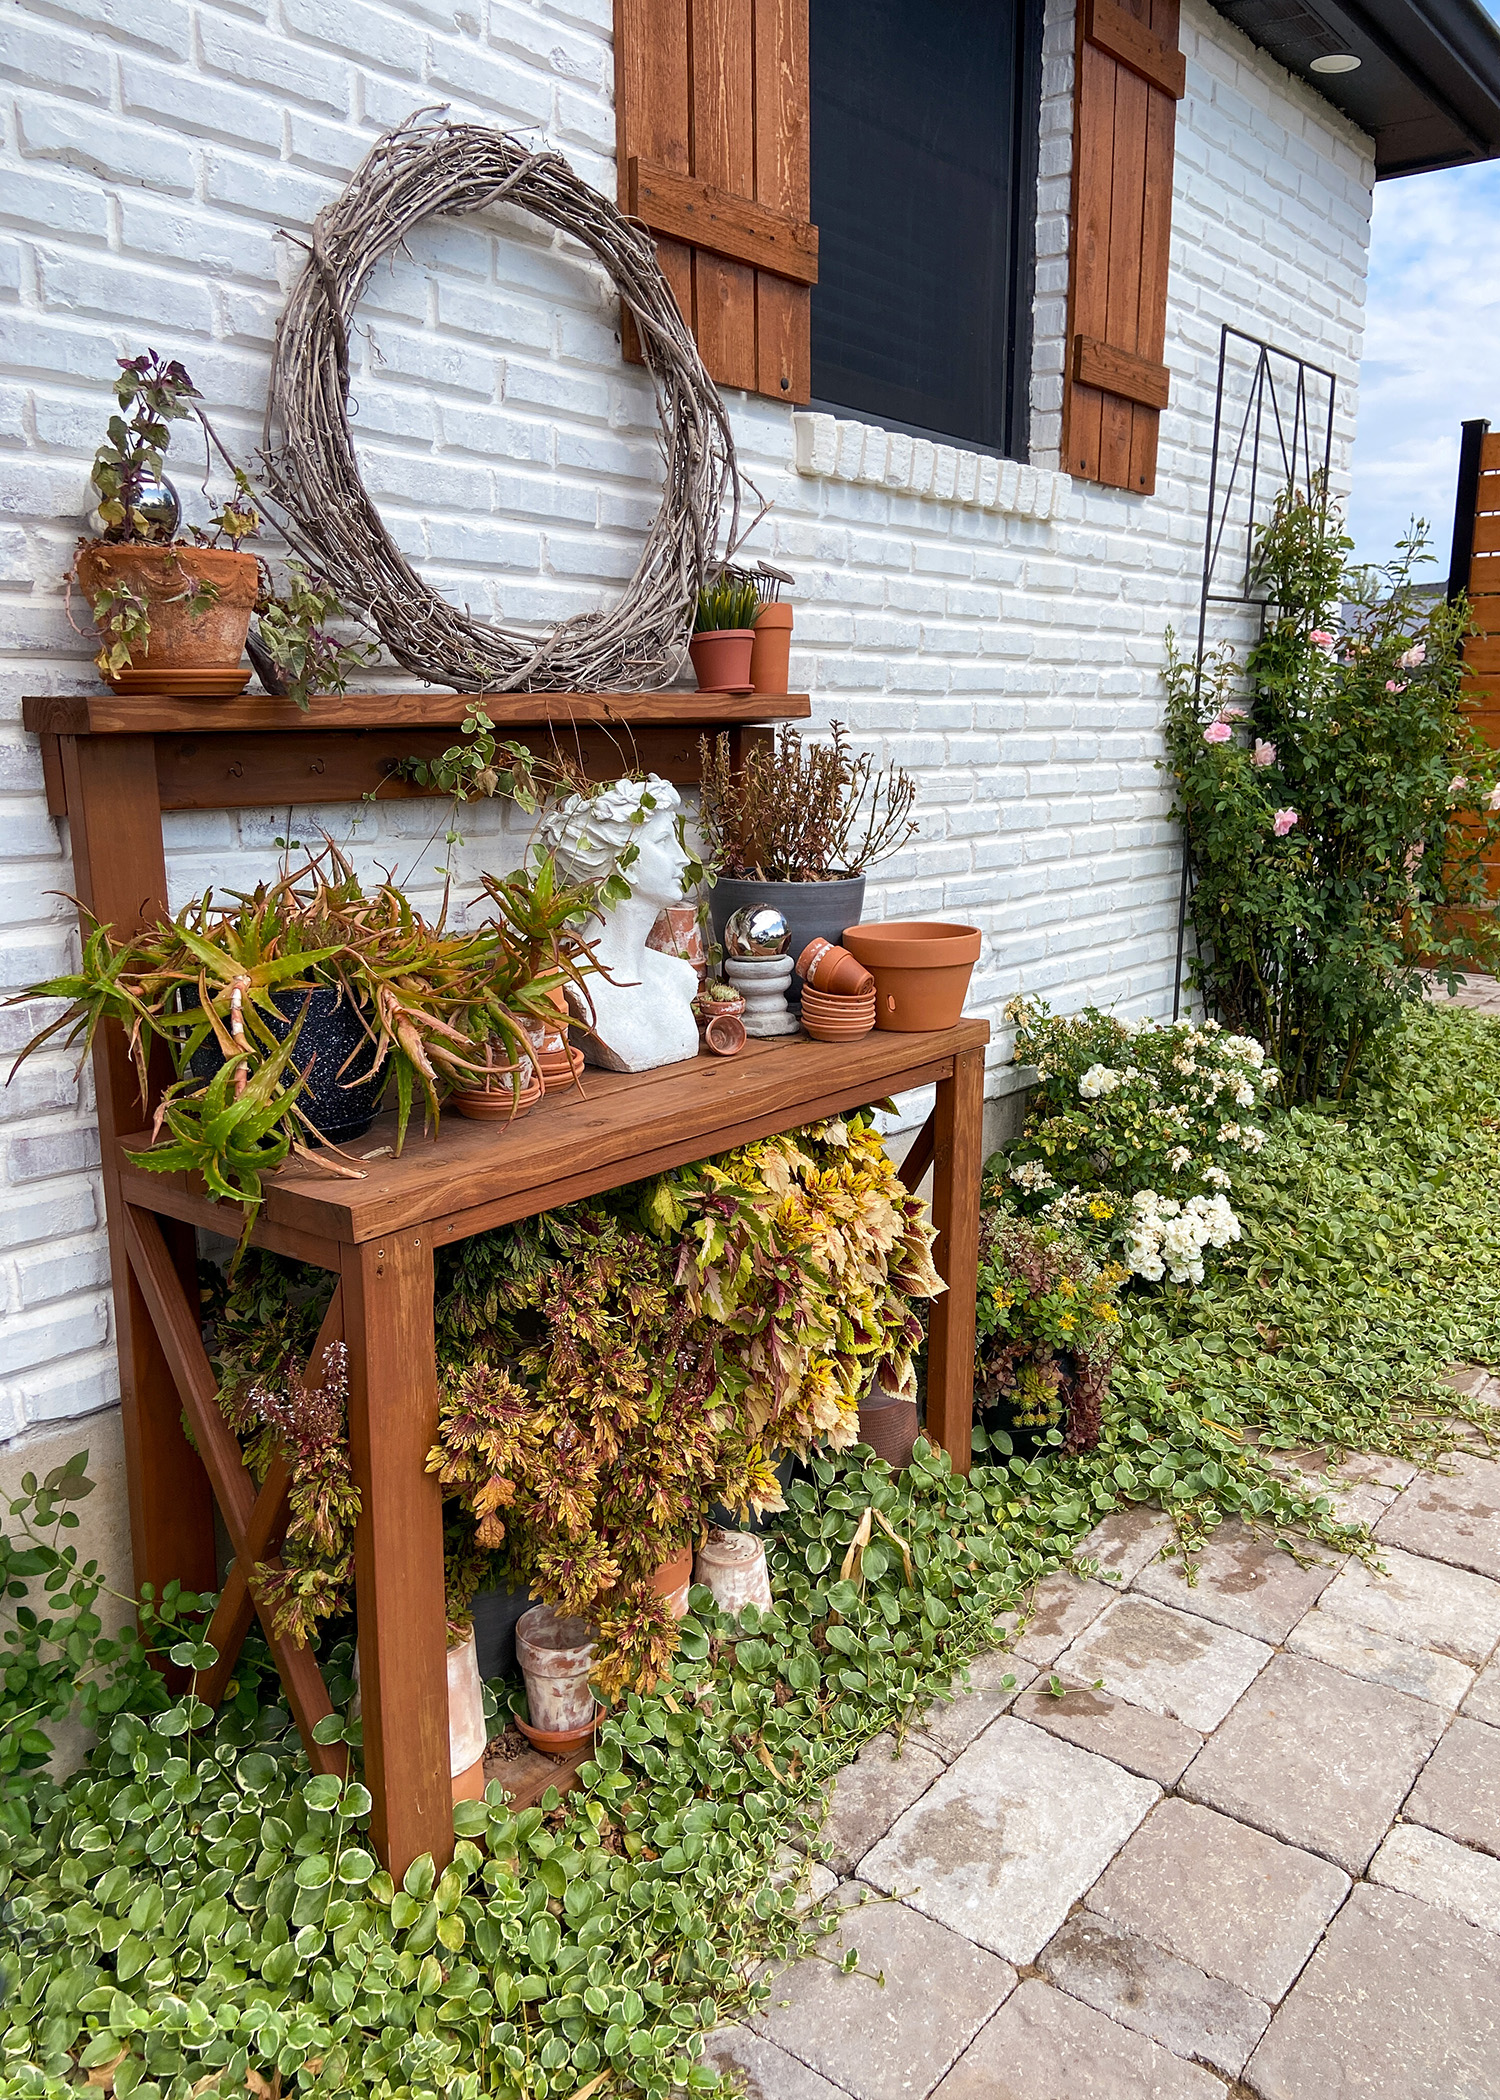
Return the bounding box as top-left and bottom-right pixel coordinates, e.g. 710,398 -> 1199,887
715,1403 -> 1500,2096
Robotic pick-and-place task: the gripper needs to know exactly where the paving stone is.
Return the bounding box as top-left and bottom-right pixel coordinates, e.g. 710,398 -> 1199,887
1462,1652 -> 1500,1727
704,2026 -> 849,2100
1012,1573 -> 1118,1665
931,1977 -> 1225,2100
1085,1796 -> 1350,2002
1011,1682 -> 1202,1785
819,1731 -> 944,1876
1074,1502 -> 1176,1584
1244,1882 -> 1500,2099
1402,1713 -> 1500,1858
1178,1652 -> 1445,1874
1130,1518 -> 1338,1644
1051,1593 -> 1272,1733
771,1844 -> 840,1916
754,1882 -> 1015,2100
1376,1450 -> 1500,1582
1370,1821 -> 1500,1937
859,1717 -> 1158,1963
1271,1443 -> 1413,1493
1041,1912 -> 1270,2078
913,1653 -> 1037,1763
1315,1542 -> 1500,1667
1287,1605 -> 1476,1710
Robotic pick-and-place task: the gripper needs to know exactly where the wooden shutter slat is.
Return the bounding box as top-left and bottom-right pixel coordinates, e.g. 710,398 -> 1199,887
627,158 -> 818,283
1064,0 -> 1180,494
616,0 -> 693,366
1087,0 -> 1186,99
615,0 -> 812,402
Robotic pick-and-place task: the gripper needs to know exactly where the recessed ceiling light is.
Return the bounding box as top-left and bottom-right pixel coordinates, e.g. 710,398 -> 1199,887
1310,52 -> 1362,73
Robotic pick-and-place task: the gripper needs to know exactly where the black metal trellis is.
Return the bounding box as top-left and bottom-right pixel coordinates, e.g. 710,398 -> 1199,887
1171,325 -> 1340,1018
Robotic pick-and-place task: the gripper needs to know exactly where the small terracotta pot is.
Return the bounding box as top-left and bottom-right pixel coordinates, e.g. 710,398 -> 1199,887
75,542 -> 260,695
841,921 -> 982,1032
536,1043 -> 585,1092
797,938 -> 875,997
703,1012 -> 747,1056
694,1527 -> 774,1616
450,1071 -> 543,1121
647,905 -> 707,978
516,1605 -> 598,1736
651,1544 -> 694,1621
749,602 -> 793,696
689,628 -> 755,691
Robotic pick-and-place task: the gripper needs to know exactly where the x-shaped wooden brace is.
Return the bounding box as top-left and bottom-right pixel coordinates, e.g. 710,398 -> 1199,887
122,1203 -> 347,1778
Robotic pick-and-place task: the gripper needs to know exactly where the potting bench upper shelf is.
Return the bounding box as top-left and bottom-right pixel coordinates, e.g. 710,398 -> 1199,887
22,686 -> 987,1881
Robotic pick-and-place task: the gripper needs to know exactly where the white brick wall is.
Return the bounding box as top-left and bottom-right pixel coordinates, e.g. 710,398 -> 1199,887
0,0 -> 1373,1441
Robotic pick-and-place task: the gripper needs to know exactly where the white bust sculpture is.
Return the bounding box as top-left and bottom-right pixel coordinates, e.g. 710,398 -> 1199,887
539,775 -> 700,1073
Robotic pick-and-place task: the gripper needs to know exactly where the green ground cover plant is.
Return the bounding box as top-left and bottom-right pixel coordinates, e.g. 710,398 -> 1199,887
3,1002 -> 1498,2100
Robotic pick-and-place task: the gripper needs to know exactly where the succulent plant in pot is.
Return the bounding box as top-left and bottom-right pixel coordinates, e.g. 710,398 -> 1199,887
7,844 -> 560,1254
700,721 -> 919,1002
69,351 -> 264,696
689,570 -> 762,692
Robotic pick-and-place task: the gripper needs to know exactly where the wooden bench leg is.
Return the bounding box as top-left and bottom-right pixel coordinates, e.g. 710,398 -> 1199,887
343,1233 -> 451,1879
925,1046 -> 985,1475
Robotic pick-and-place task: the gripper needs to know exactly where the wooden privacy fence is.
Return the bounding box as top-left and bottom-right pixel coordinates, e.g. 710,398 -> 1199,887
1451,419 -> 1500,895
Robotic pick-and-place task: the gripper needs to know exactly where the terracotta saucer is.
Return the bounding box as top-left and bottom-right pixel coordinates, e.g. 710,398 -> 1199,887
105,666 -> 253,696
515,1711 -> 601,1754
450,1078 -> 544,1121
802,1016 -> 875,1042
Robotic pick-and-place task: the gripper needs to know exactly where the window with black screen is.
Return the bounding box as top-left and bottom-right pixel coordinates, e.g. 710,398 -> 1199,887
809,0 -> 1042,459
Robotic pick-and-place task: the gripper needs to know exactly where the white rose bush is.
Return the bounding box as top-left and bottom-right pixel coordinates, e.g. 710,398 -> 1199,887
994,998 -> 1280,1289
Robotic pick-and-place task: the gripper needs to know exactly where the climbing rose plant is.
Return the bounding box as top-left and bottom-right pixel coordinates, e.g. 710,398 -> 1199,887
1164,482 -> 1500,1102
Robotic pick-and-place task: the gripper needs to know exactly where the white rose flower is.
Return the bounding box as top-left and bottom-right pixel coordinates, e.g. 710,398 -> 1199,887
1009,1160 -> 1056,1192
1079,1064 -> 1122,1100
1167,1145 -> 1192,1171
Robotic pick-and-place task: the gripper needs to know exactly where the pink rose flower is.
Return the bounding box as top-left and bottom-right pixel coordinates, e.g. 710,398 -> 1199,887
1219,701 -> 1249,719
1386,680 -> 1407,694
1203,721 -> 1233,745
1309,630 -> 1336,649
1251,740 -> 1276,768
1490,785 -> 1500,812
1398,643 -> 1426,669
1450,776 -> 1468,797
1273,808 -> 1299,837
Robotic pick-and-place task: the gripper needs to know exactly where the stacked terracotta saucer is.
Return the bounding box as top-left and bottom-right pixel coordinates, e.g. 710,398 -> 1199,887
796,938 -> 877,1042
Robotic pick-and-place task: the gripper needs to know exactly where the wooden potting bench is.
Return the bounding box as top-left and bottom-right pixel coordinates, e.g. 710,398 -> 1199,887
23,689 -> 988,1877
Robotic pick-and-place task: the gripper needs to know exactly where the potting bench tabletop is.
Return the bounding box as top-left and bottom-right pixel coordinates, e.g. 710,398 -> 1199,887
26,685 -> 988,1878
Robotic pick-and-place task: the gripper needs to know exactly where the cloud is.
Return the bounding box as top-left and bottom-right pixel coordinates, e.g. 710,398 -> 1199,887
1348,154 -> 1500,574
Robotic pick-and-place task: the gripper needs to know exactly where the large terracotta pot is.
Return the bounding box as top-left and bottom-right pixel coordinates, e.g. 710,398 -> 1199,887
651,1544 -> 694,1621
693,1528 -> 773,1616
841,920 -> 981,1031
447,1630 -> 489,1803
75,542 -> 259,695
515,1604 -> 599,1750
749,603 -> 793,695
858,1380 -> 920,1468
689,628 -> 755,691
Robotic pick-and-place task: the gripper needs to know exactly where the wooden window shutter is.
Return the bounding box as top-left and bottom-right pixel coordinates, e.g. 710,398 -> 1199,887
1064,0 -> 1183,494
614,0 -> 815,402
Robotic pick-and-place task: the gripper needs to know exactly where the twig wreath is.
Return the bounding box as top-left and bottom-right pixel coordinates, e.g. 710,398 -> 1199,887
260,113 -> 740,693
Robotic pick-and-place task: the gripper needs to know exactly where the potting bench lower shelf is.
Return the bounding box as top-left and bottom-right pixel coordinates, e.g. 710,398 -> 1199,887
119,1021 -> 988,1875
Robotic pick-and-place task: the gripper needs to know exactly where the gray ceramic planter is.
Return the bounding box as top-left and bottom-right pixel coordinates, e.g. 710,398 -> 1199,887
708,874 -> 867,1012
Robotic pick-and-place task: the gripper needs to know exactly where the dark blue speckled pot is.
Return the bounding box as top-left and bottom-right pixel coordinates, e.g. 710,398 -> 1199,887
188,985 -> 387,1142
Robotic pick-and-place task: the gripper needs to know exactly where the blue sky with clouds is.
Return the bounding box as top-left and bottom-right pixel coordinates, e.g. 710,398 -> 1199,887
1347,8 -> 1500,574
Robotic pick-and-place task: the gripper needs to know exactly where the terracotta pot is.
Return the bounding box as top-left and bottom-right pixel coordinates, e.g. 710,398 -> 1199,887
749,602 -> 793,696
651,1544 -> 694,1621
694,1527 -> 774,1616
646,905 -> 707,978
516,1604 -> 598,1736
450,1071 -> 543,1121
797,938 -> 875,997
841,920 -> 982,1031
536,1042 -> 585,1092
858,1382 -> 920,1468
448,1629 -> 489,1803
693,987 -> 745,1028
689,628 -> 755,692
702,1012 -> 747,1056
75,542 -> 260,695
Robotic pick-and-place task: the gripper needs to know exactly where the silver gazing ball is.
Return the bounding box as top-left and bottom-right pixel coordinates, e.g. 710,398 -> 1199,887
723,905 -> 789,959
129,474 -> 181,538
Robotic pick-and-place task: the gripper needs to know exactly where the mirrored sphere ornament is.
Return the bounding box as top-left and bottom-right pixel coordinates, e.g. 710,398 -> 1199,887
723,904 -> 789,958
123,474 -> 181,538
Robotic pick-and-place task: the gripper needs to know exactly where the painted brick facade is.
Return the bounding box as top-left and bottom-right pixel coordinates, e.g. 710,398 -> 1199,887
0,0 -> 1373,1442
